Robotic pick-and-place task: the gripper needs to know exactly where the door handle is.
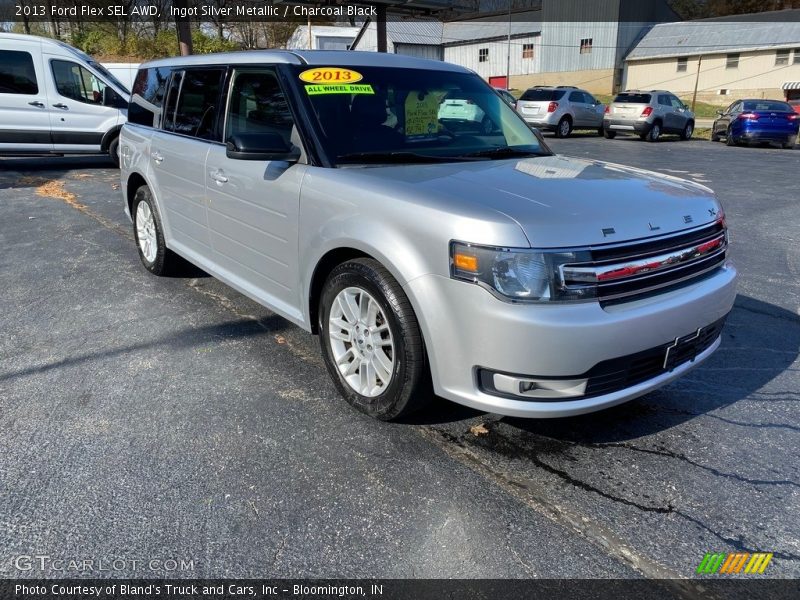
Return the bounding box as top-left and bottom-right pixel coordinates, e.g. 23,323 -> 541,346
52,103 -> 69,109
210,170 -> 228,184
150,151 -> 164,163
28,101 -> 45,108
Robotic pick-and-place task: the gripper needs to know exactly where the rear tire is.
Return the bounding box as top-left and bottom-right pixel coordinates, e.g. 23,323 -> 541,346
643,122 -> 661,142
603,129 -> 617,139
132,185 -> 179,276
318,258 -> 430,421
555,117 -> 572,138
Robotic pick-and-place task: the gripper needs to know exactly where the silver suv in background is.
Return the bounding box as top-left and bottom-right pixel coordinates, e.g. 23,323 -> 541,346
120,51 -> 736,421
516,86 -> 605,137
604,90 -> 695,142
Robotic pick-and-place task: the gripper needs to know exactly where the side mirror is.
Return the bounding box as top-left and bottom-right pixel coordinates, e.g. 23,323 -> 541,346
226,133 -> 299,161
716,110 -> 724,116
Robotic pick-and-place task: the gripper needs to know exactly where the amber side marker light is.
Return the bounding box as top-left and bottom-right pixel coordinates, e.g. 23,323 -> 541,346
453,252 -> 479,273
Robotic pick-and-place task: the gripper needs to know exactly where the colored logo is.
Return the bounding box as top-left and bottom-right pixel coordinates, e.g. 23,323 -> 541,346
696,552 -> 773,575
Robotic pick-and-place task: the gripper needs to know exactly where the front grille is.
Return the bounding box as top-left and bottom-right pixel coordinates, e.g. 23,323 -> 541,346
559,222 -> 727,303
582,316 -> 727,397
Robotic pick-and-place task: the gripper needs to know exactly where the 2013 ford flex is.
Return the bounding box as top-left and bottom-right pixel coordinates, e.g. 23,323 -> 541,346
119,51 -> 737,421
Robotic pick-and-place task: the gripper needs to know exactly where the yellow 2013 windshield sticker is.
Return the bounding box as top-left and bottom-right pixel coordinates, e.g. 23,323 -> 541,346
305,84 -> 374,95
299,67 -> 363,84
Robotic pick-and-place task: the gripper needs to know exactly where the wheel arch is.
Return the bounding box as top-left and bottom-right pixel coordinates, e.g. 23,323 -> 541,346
100,125 -> 123,152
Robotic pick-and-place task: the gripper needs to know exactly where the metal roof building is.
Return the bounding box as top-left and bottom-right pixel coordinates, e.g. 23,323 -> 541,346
624,10 -> 800,104
627,10 -> 800,61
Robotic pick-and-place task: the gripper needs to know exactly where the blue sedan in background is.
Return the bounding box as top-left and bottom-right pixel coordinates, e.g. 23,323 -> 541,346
712,99 -> 799,149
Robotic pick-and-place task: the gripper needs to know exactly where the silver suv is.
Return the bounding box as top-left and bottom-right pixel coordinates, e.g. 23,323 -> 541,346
604,90 -> 695,142
120,51 -> 736,421
516,86 -> 605,137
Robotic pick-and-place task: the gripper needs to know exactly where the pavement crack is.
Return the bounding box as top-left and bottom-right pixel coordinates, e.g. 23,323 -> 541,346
417,426 -> 704,589
598,443 -> 800,488
674,511 -> 800,562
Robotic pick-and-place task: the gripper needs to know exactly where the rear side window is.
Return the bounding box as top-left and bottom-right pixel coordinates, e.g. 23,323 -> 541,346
51,59 -> 107,104
743,100 -> 792,112
0,50 -> 38,94
520,89 -> 565,101
129,67 -> 171,127
614,93 -> 651,104
225,69 -> 294,144
169,68 -> 226,141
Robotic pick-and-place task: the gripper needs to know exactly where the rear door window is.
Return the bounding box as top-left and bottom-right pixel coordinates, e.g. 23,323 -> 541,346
169,68 -> 226,141
0,50 -> 38,94
520,89 -> 565,102
658,95 -> 671,106
568,91 -> 585,103
614,93 -> 651,104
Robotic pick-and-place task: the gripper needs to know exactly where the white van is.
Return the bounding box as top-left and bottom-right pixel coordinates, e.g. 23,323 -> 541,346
0,33 -> 130,165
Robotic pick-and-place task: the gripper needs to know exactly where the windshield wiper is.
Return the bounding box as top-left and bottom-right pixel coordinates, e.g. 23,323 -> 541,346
336,151 -> 480,164
461,147 -> 549,159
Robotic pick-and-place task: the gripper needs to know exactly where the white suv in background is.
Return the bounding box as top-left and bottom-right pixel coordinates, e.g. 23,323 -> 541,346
516,86 -> 605,137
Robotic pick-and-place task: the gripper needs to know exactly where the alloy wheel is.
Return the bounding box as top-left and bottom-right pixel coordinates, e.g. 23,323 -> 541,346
135,201 -> 157,263
328,287 -> 395,397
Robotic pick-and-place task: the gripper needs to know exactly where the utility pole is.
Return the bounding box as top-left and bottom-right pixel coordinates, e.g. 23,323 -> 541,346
173,0 -> 193,55
505,0 -> 512,89
377,4 -> 387,52
308,15 -> 312,49
691,54 -> 702,111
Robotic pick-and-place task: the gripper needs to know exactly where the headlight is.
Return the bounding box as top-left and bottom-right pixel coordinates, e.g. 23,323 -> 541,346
450,241 -> 594,302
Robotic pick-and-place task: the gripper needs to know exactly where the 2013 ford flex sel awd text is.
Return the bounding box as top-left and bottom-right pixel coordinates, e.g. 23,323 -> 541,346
119,51 -> 737,421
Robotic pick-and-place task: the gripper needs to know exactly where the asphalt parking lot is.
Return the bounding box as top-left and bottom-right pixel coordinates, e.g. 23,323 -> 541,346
1,134 -> 798,582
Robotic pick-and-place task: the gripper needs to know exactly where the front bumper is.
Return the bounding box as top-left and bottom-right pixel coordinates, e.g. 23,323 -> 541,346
405,263 -> 737,418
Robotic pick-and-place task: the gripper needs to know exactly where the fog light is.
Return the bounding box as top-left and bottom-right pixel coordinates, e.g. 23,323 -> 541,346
493,374 -> 587,399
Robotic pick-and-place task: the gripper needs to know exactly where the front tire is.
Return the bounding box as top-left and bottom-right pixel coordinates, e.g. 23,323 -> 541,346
108,136 -> 120,167
319,258 -> 430,421
680,121 -> 694,140
132,185 -> 178,275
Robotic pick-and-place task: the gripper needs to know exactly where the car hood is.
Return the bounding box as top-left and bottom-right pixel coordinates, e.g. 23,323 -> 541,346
349,154 -> 722,248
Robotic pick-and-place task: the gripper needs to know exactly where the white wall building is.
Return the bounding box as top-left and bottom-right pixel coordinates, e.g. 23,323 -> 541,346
285,25 -> 360,51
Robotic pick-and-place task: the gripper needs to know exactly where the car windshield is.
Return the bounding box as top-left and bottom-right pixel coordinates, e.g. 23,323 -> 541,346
291,65 -> 548,165
614,93 -> 651,104
520,89 -> 565,101
742,100 -> 792,112
89,61 -> 130,95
